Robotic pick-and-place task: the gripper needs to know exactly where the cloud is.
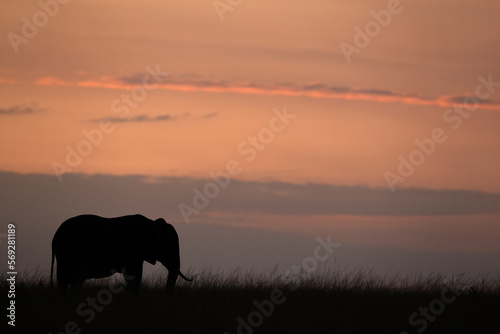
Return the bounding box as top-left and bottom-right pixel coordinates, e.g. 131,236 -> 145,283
34,77 -> 72,87
0,103 -> 46,115
0,77 -> 18,85
88,113 -> 178,123
480,3 -> 500,10
3,171 -> 500,276
86,112 -> 215,123
441,94 -> 496,106
202,111 -> 219,119
34,73 -> 500,111
2,171 -> 499,217
171,178 -> 500,216
119,72 -> 170,86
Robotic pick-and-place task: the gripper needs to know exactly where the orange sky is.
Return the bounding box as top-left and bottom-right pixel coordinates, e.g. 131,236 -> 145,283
1,0 -> 500,271
2,0 -> 499,191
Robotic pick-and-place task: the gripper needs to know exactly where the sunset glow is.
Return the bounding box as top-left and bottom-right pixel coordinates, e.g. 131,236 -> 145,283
1,0 -> 500,278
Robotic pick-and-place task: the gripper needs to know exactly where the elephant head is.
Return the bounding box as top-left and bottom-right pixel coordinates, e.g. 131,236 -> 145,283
149,218 -> 192,291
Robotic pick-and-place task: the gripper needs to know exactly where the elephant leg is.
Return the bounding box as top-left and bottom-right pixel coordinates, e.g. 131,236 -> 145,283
123,262 -> 143,292
56,263 -> 70,292
166,271 -> 179,293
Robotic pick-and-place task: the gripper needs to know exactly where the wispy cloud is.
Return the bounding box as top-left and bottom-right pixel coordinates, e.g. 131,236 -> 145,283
87,112 -> 217,123
0,103 -> 46,115
88,113 -> 189,123
34,74 -> 500,111
171,179 -> 500,216
0,77 -> 18,85
480,3 -> 500,10
2,171 -> 499,217
202,111 -> 219,119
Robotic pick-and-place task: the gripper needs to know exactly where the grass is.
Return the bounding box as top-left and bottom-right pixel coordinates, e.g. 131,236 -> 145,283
2,268 -> 500,333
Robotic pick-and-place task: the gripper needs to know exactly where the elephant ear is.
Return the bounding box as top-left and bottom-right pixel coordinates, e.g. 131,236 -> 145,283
144,219 -> 164,265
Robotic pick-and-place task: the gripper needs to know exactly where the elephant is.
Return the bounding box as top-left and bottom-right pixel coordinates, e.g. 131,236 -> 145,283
51,214 -> 192,292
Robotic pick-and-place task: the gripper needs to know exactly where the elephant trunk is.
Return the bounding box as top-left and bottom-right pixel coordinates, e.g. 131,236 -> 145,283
165,268 -> 192,291
156,222 -> 193,292
163,245 -> 181,292
163,258 -> 192,291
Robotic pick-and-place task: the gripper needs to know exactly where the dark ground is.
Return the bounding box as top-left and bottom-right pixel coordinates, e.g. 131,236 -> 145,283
3,271 -> 500,334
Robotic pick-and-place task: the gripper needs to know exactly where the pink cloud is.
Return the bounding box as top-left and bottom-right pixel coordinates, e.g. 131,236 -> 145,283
33,74 -> 500,111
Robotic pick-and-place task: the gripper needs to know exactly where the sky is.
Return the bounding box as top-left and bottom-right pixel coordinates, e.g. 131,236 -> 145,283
1,0 -> 500,278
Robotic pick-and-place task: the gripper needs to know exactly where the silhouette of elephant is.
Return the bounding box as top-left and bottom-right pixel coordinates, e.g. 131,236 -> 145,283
51,214 -> 192,292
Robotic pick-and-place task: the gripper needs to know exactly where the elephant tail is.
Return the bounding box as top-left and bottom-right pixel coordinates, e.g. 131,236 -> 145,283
179,270 -> 193,282
50,250 -> 55,289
